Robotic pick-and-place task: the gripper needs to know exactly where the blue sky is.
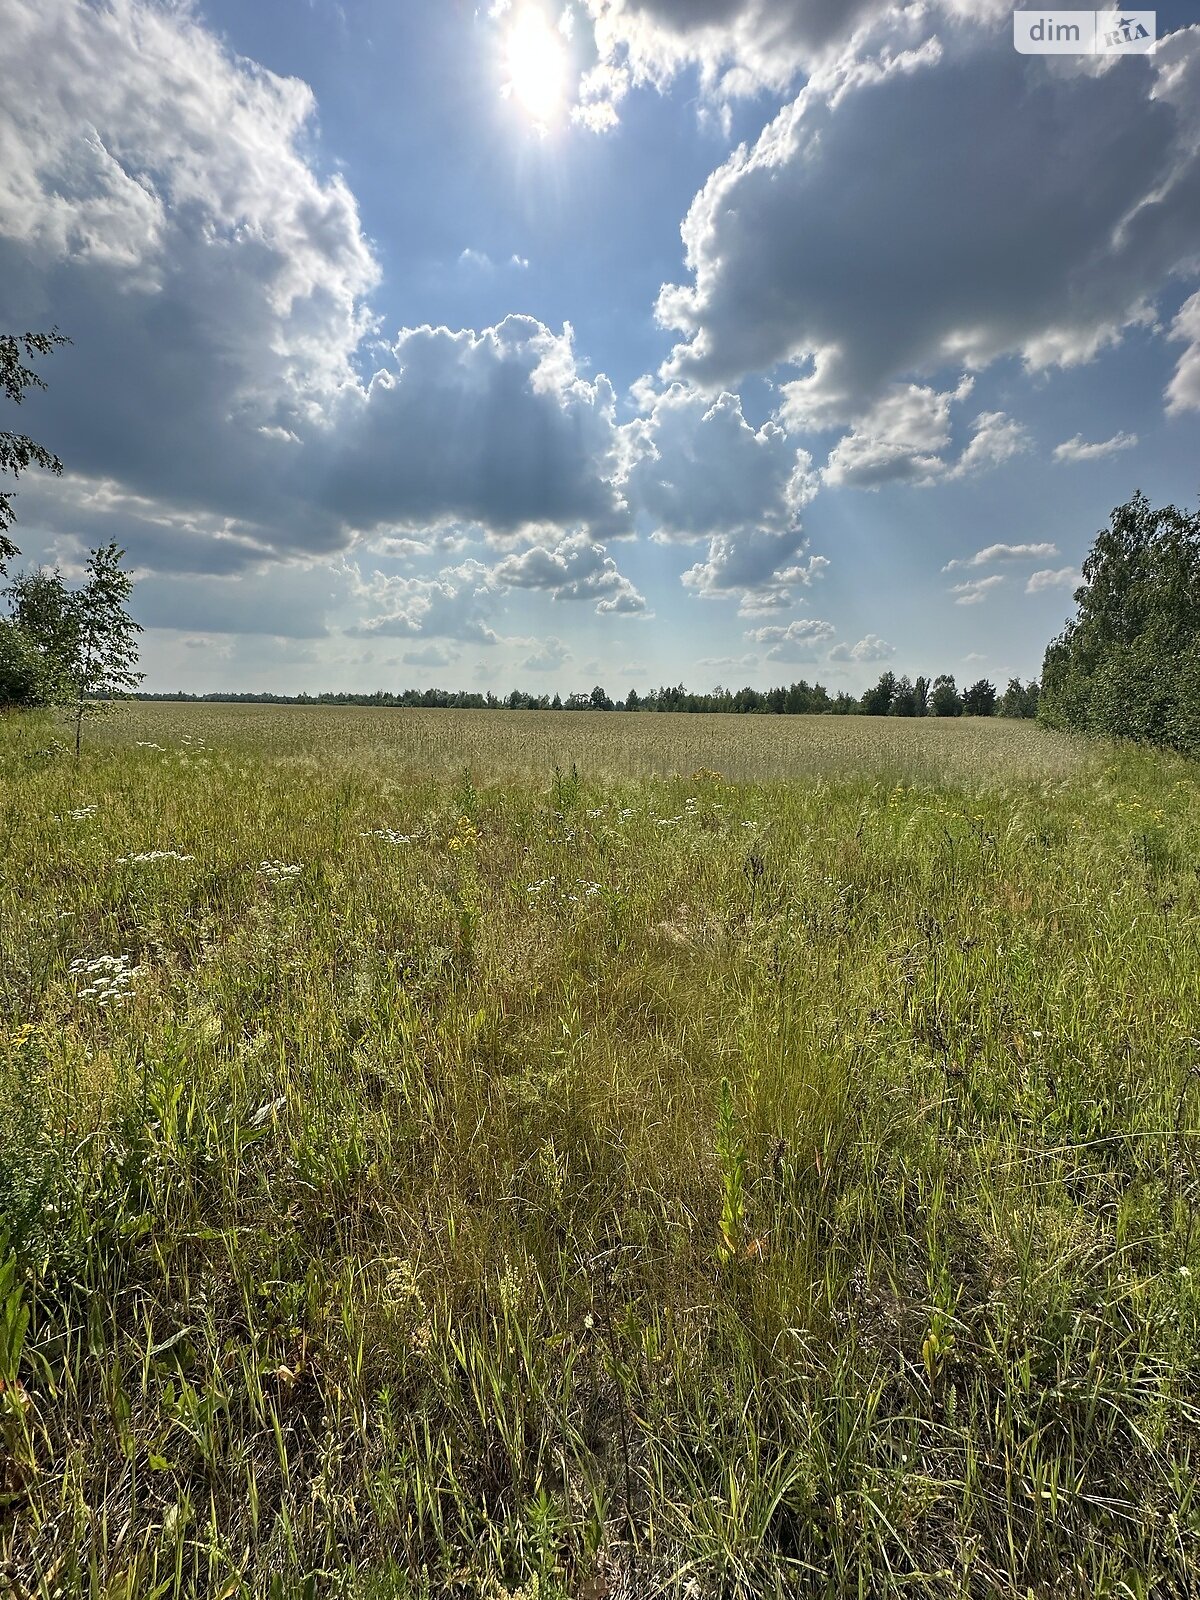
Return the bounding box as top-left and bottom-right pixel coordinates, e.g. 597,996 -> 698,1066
1,0 -> 1197,696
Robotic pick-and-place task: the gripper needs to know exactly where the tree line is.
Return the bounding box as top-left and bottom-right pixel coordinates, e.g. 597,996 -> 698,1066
126,674 -> 1040,717
1040,491 -> 1199,756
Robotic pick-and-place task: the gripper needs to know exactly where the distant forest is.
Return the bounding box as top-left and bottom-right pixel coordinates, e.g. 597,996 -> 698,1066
133,674 -> 1040,718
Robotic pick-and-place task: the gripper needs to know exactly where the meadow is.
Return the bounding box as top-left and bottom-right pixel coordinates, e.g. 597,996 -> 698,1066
1,703 -> 1198,1598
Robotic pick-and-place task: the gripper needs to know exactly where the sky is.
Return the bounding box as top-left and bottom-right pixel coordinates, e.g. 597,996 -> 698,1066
1,0 -> 1198,698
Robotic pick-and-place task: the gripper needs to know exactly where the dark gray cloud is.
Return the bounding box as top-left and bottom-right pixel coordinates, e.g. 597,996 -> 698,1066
658,27 -> 1200,421
322,319 -> 631,543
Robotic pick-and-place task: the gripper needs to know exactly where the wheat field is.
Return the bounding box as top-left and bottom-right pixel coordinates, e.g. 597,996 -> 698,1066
1,704 -> 1198,1598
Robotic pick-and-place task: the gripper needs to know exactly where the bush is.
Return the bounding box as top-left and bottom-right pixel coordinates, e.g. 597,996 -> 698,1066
0,619 -> 55,708
1041,492 -> 1200,755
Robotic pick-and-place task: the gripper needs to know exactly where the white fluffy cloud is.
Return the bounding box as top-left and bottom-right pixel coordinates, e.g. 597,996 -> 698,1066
578,0 -> 1010,119
744,617 -> 836,660
490,533 -> 647,613
828,633 -> 894,663
682,537 -> 828,614
821,379 -> 971,487
1053,431 -> 1139,462
0,0 -> 378,551
942,542 -> 1059,572
619,382 -> 826,610
1026,567 -> 1080,594
656,23 -> 1200,427
1167,292 -> 1200,412
0,3 -> 644,579
950,575 -> 1005,605
350,562 -> 501,643
820,379 -> 1027,488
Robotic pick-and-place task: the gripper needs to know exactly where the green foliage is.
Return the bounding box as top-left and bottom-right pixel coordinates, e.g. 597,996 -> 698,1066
0,330 -> 70,574
860,669 -> 897,715
0,618 -> 58,708
5,542 -> 143,753
1041,491 -> 1200,753
890,674 -> 924,717
962,678 -> 997,717
1000,676 -> 1040,719
930,673 -> 962,716
1,705 -> 1198,1595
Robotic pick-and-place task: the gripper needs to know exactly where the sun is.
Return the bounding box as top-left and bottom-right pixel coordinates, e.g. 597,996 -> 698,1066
504,6 -> 569,130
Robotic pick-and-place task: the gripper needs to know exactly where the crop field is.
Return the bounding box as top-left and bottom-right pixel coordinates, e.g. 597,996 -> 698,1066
1,704 -> 1199,1598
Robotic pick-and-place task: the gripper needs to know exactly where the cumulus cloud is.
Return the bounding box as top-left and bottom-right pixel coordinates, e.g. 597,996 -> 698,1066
625,383 -> 815,538
682,537 -> 829,613
942,542 -> 1059,572
820,379 -> 1027,489
828,633 -> 894,663
326,318 -> 631,543
401,643 -> 460,668
578,0 -> 1010,119
350,562 -> 502,643
0,0 -> 378,551
619,382 -> 828,608
0,3 -> 644,582
950,575 -> 1005,605
1053,430 -> 1139,462
1026,567 -> 1080,594
744,617 -> 836,660
822,379 -> 971,488
1167,291 -> 1200,412
520,636 -> 572,671
655,23 -> 1200,428
490,533 -> 647,613
943,411 -> 1029,479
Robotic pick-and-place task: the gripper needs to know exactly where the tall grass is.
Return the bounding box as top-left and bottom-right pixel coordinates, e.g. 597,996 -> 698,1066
1,705 -> 1198,1597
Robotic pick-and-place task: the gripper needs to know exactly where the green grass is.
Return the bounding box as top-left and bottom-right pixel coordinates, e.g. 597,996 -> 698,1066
1,703 -> 1199,1598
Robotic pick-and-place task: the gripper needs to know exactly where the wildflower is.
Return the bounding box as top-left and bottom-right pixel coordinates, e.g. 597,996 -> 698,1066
118,849 -> 195,864
53,804 -> 98,822
257,860 -> 302,880
69,953 -> 144,1005
448,817 -> 479,853
360,828 -> 412,845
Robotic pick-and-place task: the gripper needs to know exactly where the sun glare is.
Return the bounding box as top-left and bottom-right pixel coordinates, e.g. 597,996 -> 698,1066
505,6 -> 568,130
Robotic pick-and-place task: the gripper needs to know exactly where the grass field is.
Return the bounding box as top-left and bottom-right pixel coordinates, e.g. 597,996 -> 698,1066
2,704 -> 1199,1598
